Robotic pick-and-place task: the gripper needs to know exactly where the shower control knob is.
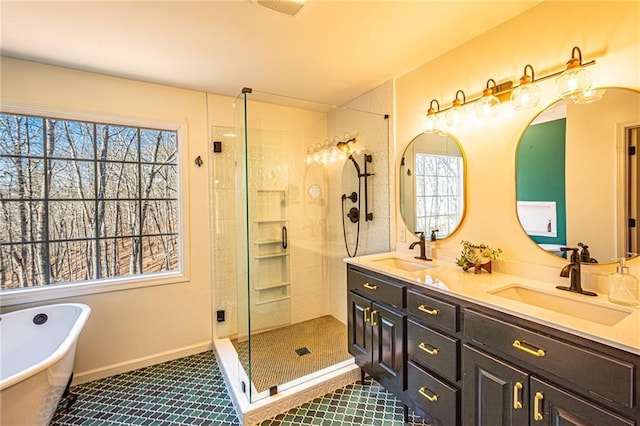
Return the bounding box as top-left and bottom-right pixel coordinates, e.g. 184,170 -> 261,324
348,207 -> 360,223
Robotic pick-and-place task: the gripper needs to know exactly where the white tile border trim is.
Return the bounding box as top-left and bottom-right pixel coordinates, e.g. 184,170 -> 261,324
213,338 -> 359,426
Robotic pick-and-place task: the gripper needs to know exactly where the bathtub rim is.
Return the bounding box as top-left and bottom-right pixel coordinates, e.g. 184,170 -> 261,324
0,302 -> 91,391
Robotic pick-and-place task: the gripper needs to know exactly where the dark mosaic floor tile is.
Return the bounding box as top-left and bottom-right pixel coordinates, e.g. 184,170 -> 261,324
50,351 -> 430,426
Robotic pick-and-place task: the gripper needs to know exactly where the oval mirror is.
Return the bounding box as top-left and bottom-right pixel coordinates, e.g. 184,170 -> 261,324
516,87 -> 640,262
399,131 -> 466,239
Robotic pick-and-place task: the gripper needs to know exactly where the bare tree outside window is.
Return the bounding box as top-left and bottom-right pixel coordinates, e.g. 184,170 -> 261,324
0,113 -> 180,290
415,153 -> 463,238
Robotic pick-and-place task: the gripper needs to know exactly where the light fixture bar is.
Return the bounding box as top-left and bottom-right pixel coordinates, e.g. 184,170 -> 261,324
434,81 -> 513,115
426,46 -> 596,114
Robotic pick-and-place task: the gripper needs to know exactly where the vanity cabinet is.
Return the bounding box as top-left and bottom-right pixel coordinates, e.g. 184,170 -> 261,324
346,264 -> 640,426
462,344 -> 635,426
347,269 -> 406,397
464,309 -> 637,426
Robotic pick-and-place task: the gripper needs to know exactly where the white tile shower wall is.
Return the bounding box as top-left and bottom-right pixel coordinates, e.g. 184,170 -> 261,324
211,86 -> 393,338
326,82 -> 394,324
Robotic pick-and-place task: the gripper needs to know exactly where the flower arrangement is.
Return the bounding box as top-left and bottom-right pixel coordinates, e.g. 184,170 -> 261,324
455,240 -> 502,273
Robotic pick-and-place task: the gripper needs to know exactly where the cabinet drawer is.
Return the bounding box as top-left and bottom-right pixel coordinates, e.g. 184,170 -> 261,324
407,361 -> 459,426
407,289 -> 458,333
464,309 -> 634,408
408,319 -> 458,382
348,268 -> 405,309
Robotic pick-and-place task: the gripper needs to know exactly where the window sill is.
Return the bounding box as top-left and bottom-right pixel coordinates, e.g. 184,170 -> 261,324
0,272 -> 189,308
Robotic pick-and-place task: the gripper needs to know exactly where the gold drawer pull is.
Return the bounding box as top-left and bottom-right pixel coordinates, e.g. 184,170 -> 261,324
418,304 -> 439,315
513,382 -> 523,409
363,282 -> 378,290
533,391 -> 544,421
418,387 -> 438,402
418,342 -> 439,356
363,307 -> 370,323
370,310 -> 378,326
513,340 -> 545,357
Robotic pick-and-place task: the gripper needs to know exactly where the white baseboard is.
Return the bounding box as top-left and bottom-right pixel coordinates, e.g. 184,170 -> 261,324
72,341 -> 212,385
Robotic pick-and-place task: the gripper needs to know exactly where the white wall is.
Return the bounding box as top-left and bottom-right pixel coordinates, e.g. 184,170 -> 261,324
395,1 -> 640,291
1,58 -> 214,383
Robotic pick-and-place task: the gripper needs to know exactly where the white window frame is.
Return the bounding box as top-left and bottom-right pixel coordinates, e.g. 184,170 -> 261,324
414,152 -> 463,238
0,100 -> 190,307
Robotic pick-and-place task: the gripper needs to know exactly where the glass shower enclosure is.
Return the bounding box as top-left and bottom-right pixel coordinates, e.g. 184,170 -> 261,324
212,89 -> 390,404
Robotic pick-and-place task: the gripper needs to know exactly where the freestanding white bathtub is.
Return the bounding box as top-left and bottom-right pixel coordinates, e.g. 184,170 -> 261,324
0,303 -> 91,426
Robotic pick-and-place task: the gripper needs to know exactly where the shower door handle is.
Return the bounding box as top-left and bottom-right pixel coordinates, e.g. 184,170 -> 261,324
282,226 -> 288,250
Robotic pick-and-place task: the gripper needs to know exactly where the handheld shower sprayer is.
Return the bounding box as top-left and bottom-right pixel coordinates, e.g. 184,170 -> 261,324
339,136 -> 375,257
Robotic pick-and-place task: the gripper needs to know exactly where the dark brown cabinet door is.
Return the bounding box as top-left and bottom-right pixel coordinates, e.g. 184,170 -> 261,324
462,344 -> 529,426
347,291 -> 372,368
529,377 -> 635,426
371,302 -> 406,396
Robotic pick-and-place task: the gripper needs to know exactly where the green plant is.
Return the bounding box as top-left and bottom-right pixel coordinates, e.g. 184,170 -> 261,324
456,240 -> 502,272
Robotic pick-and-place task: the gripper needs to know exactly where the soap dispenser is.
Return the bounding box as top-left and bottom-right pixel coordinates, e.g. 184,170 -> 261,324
426,229 -> 439,260
608,258 -> 639,306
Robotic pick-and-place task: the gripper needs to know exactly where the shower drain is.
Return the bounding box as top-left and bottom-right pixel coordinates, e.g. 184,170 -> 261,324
295,347 -> 311,356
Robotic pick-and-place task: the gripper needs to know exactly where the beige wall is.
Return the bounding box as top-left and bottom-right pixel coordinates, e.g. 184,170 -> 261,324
1,57 -> 215,383
395,1 -> 640,289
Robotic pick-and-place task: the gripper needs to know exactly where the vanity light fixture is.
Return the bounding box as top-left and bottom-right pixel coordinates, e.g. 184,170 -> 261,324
555,46 -> 594,99
423,99 -> 441,132
307,134 -> 358,165
511,64 -> 542,110
475,79 -> 501,119
445,90 -> 467,128
421,46 -> 595,122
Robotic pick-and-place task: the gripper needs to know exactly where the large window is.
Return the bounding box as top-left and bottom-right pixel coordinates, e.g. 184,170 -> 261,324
415,153 -> 463,237
0,113 -> 180,290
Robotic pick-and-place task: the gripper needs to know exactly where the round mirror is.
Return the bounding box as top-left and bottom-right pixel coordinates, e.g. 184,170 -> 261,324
399,131 -> 466,239
516,87 -> 640,262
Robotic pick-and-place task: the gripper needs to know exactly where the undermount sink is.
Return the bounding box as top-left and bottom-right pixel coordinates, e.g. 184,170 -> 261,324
489,284 -> 632,326
372,256 -> 434,272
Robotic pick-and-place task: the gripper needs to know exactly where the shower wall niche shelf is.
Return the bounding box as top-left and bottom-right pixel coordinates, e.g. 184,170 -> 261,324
251,189 -> 291,304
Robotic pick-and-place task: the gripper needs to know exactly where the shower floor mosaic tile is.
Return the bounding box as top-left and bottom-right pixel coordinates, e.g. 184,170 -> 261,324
51,351 -> 430,426
232,315 -> 352,393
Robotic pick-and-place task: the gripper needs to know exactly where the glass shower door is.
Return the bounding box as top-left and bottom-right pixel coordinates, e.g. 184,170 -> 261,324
236,91 -> 296,402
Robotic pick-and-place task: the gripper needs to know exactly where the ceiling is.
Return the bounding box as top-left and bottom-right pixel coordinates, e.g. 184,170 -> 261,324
1,1 -> 541,106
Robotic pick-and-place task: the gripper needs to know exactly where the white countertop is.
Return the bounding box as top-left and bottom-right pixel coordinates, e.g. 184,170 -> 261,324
345,252 -> 640,356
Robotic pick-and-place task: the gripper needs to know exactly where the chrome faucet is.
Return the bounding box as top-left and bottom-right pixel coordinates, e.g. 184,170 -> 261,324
409,231 -> 430,261
556,247 -> 597,296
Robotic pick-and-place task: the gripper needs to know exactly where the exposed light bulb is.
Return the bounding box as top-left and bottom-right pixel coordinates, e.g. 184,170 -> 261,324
423,99 -> 441,133
569,87 -> 606,104
445,91 -> 467,129
445,105 -> 466,128
511,65 -> 541,110
556,47 -> 593,99
475,90 -> 500,119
